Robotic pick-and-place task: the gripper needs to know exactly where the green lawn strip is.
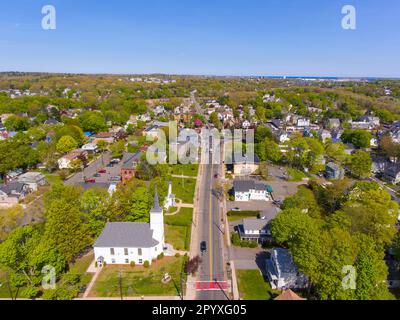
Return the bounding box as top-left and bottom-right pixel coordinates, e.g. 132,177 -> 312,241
227,210 -> 260,222
171,177 -> 196,204
93,256 -> 186,297
170,164 -> 199,177
165,208 -> 193,251
236,269 -> 272,300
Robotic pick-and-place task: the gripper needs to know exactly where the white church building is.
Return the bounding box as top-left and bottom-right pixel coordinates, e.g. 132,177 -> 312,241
93,191 -> 165,266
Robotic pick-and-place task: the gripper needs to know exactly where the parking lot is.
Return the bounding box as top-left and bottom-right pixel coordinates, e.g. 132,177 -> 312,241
65,152 -> 123,188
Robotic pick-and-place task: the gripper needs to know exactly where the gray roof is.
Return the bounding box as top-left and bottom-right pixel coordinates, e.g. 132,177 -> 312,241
272,248 -> 299,274
93,222 -> 159,248
242,218 -> 268,231
122,151 -> 142,169
0,182 -> 26,195
233,179 -> 269,192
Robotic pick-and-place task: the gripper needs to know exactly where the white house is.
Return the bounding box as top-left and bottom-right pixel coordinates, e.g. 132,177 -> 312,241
266,248 -> 308,290
93,192 -> 165,266
17,172 -> 46,191
238,218 -> 270,242
57,149 -> 88,169
82,143 -> 98,153
233,180 -> 271,202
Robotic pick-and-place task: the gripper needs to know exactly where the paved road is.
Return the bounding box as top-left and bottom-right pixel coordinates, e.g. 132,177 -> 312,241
196,145 -> 228,300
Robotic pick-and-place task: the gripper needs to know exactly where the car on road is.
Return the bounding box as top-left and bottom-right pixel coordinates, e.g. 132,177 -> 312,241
200,241 -> 207,254
98,169 -> 107,174
231,207 -> 241,212
93,173 -> 101,178
109,176 -> 121,182
110,158 -> 121,164
85,179 -> 96,184
106,163 -> 114,168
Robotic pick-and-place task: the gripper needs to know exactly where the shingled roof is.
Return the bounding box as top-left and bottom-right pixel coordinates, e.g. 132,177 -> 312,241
93,222 -> 159,248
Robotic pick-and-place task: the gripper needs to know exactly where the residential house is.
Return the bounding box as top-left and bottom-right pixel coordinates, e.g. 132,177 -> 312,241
274,289 -> 306,301
92,132 -> 115,145
326,118 -> 341,130
82,143 -> 98,153
233,179 -> 271,202
266,248 -> 308,290
384,164 -> 400,184
44,118 -> 59,126
120,151 -> 142,183
325,162 -> 345,180
318,129 -> 332,143
58,149 -> 88,169
17,172 -> 46,191
0,182 -> 29,208
93,192 -> 165,266
154,105 -> 166,116
237,218 -> 269,243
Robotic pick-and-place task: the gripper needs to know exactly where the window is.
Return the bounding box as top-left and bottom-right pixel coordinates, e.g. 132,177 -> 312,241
125,259 -> 129,264
138,248 -> 142,256
110,248 -> 115,255
139,259 -> 143,264
111,259 -> 116,264
124,248 -> 128,255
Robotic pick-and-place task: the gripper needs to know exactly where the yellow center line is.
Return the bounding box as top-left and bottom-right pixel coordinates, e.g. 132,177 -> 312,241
209,164 -> 214,282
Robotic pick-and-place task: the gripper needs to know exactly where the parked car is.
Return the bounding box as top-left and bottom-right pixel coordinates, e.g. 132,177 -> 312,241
93,173 -> 101,178
110,158 -> 121,164
85,179 -> 96,184
231,207 -> 241,212
98,169 -> 107,174
200,241 -> 207,254
106,163 -> 114,168
109,176 -> 121,182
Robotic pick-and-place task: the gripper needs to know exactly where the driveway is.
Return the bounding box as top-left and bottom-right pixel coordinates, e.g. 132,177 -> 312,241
229,247 -> 269,273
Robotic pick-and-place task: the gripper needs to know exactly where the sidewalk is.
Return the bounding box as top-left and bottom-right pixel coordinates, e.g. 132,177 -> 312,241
185,163 -> 204,300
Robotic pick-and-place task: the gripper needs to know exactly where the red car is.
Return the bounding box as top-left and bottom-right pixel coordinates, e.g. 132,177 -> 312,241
98,169 -> 106,174
85,179 -> 96,183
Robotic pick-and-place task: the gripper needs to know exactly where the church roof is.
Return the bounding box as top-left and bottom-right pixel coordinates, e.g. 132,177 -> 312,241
93,222 -> 159,248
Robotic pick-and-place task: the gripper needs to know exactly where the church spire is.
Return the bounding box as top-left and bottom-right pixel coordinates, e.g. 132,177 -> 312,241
152,188 -> 161,211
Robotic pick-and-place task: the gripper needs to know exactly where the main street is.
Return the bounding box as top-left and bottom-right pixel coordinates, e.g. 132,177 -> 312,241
195,142 -> 229,300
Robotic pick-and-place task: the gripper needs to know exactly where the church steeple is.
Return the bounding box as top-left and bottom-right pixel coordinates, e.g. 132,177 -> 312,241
151,188 -> 162,212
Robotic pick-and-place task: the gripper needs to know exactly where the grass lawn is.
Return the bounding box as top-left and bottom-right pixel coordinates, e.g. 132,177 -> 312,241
170,164 -> 199,177
165,208 -> 193,251
171,177 -> 196,204
287,168 -> 307,182
69,252 -> 95,287
92,256 -> 186,297
227,210 -> 260,222
236,270 -> 272,300
45,173 -> 62,185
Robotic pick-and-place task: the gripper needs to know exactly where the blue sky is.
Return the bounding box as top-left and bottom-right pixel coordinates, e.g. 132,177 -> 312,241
0,0 -> 399,77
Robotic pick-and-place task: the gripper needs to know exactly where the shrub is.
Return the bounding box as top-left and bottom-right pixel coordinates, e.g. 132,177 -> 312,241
157,253 -> 164,260
130,261 -> 136,267
143,260 -> 150,268
185,256 -> 202,276
20,286 -> 39,299
175,253 -> 181,258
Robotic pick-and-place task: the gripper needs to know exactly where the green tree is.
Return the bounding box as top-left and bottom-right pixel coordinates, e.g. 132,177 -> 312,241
347,151 -> 372,178
56,135 -> 78,154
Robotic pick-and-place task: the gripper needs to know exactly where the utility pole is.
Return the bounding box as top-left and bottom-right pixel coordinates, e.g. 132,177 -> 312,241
214,278 -> 230,301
